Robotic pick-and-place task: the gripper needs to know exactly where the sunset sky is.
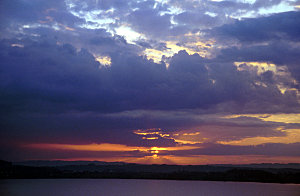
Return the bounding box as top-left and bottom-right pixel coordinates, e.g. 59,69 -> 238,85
1,0 -> 300,165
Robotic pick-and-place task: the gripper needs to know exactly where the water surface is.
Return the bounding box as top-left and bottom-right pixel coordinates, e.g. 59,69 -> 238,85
1,179 -> 299,196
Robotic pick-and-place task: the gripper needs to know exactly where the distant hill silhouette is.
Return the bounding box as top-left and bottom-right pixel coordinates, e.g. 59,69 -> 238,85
14,160 -> 126,167
1,160 -> 300,183
13,160 -> 300,169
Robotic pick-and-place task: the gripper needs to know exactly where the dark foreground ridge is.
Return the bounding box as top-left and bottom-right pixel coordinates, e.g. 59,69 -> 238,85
1,160 -> 300,184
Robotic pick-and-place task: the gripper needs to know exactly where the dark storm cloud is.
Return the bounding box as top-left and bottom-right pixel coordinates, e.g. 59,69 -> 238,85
174,12 -> 224,29
0,0 -> 65,22
1,36 -> 298,115
209,11 -> 300,91
1,20 -> 299,150
218,42 -> 299,65
1,0 -> 300,162
0,0 -> 84,33
0,0 -> 143,57
22,26 -> 141,57
0,40 -> 101,113
126,6 -> 174,37
212,11 -> 300,43
67,0 -> 129,11
216,41 -> 300,83
64,0 -> 184,39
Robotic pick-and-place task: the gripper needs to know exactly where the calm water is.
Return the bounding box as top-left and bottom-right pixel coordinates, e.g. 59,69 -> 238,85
0,179 -> 300,196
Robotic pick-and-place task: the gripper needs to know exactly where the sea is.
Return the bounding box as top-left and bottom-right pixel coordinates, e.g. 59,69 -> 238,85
1,179 -> 300,196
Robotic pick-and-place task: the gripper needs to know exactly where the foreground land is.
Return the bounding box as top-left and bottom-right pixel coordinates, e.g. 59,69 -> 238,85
1,160 -> 300,184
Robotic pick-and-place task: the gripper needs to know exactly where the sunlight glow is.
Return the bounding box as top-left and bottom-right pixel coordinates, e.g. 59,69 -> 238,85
143,48 -> 165,63
223,113 -> 300,124
142,137 -> 159,140
143,39 -> 213,64
68,7 -> 115,30
95,55 -> 112,66
26,143 -> 142,152
134,128 -> 206,145
25,143 -> 200,153
234,61 -> 277,74
258,2 -> 296,15
11,44 -> 24,48
234,62 -> 300,96
218,129 -> 300,146
115,26 -> 145,43
219,114 -> 300,145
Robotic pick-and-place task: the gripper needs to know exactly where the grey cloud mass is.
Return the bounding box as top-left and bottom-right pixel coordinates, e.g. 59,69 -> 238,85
0,0 -> 300,163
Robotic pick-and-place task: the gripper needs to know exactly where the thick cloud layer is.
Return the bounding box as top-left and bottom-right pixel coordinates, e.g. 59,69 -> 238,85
1,0 -> 300,163
1,39 -> 297,114
213,11 -> 300,42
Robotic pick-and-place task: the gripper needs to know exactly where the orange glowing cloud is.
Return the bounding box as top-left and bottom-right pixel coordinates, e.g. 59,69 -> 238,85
143,36 -> 214,65
25,143 -> 141,152
218,129 -> 300,146
134,129 -> 171,140
25,143 -> 200,153
222,113 -> 300,124
142,137 -> 159,140
133,128 -> 206,144
234,61 -> 277,74
95,55 -> 112,66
